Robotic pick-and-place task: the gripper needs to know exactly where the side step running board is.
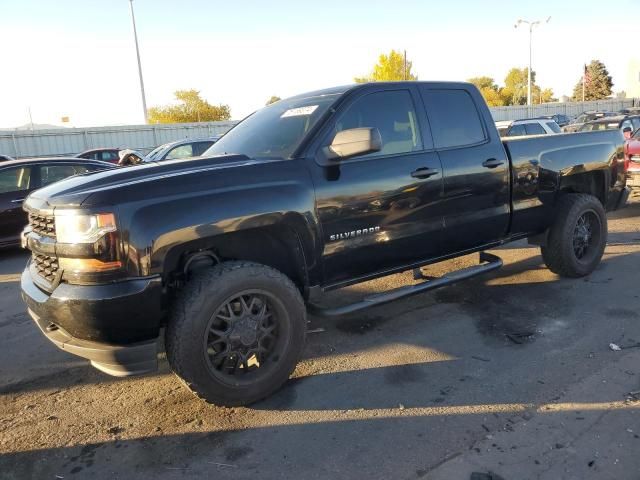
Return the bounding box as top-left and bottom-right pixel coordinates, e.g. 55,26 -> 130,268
308,252 -> 502,318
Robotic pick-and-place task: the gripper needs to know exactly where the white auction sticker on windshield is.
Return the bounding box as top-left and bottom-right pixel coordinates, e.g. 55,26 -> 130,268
281,105 -> 318,118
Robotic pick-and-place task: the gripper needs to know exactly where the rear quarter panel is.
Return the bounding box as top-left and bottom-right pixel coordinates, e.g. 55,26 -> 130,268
504,129 -> 625,235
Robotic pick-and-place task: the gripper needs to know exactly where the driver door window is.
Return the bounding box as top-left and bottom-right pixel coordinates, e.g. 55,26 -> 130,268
333,90 -> 424,159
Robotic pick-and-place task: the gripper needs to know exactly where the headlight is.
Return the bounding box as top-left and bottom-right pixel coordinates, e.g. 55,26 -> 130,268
55,212 -> 117,244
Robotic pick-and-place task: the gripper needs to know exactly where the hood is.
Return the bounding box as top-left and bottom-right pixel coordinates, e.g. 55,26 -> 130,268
28,154 -> 252,208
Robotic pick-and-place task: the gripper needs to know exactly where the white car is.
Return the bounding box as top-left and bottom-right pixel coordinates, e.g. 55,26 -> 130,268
496,118 -> 562,138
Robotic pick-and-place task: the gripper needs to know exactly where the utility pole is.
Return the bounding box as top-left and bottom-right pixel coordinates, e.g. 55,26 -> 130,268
582,64 -> 586,102
27,106 -> 34,131
515,16 -> 551,110
404,50 -> 407,81
129,0 -> 148,123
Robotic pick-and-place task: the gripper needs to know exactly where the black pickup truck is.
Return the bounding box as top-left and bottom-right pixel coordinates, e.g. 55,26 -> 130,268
20,82 -> 629,406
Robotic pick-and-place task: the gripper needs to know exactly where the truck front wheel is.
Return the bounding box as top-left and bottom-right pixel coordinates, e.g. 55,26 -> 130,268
540,193 -> 607,278
165,261 -> 307,406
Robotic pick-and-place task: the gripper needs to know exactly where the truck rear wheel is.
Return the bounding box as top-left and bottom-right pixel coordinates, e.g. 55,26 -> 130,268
165,261 -> 306,406
540,193 -> 607,278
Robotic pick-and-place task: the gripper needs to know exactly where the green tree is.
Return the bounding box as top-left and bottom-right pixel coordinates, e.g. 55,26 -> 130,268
148,89 -> 231,124
266,96 -> 281,106
572,60 -> 613,101
536,87 -> 557,104
502,67 -> 536,106
469,69 -> 555,106
467,77 -> 506,106
354,50 -> 417,83
467,76 -> 498,90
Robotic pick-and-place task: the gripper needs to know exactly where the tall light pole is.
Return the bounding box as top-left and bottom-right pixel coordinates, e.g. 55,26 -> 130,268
129,0 -> 148,123
515,16 -> 551,107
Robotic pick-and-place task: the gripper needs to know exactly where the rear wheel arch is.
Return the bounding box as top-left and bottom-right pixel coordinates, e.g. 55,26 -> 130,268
557,170 -> 607,206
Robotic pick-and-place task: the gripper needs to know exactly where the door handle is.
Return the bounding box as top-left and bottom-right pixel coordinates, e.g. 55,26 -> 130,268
410,167 -> 439,179
482,158 -> 504,169
10,198 -> 25,204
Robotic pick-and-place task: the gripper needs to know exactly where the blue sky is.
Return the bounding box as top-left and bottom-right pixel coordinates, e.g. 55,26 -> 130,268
1,0 -> 637,127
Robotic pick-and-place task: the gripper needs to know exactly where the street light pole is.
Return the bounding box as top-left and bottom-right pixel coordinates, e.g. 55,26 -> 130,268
129,0 -> 148,123
515,16 -> 551,107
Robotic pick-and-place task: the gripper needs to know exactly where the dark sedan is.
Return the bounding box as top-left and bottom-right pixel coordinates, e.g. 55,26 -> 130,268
0,157 -> 114,247
75,148 -> 121,163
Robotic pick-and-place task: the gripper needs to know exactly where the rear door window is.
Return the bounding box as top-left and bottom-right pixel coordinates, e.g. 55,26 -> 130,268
193,141 -> 214,156
507,124 -> 527,137
100,151 -> 119,162
421,88 -> 486,149
524,123 -> 546,135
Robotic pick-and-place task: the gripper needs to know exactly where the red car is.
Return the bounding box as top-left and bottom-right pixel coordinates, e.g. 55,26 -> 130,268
624,128 -> 640,188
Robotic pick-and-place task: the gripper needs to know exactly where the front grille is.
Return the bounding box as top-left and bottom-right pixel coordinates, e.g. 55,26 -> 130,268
33,254 -> 60,284
28,212 -> 56,238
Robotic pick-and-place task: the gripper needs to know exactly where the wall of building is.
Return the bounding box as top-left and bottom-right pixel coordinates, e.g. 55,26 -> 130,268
627,59 -> 640,98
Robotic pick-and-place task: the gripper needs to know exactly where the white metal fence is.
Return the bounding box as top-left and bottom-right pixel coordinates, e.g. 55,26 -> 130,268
489,98 -> 639,121
0,121 -> 237,159
2,97 -> 639,159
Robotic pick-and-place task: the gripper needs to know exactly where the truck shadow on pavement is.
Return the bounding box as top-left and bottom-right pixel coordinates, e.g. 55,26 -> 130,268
2,390 -> 640,480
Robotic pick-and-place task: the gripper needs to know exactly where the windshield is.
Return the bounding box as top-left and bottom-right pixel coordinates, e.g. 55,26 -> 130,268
203,94 -> 341,160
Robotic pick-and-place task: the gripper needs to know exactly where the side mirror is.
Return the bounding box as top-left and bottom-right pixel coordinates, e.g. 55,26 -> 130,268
623,127 -> 633,140
323,127 -> 382,162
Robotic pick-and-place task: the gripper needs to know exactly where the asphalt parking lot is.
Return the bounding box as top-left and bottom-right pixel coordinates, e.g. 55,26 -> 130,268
2,200 -> 640,480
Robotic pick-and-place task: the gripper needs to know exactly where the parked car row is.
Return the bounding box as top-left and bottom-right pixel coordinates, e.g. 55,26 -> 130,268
496,107 -> 640,139
74,136 -> 221,165
577,115 -> 640,137
0,157 -> 114,247
0,136 -> 223,248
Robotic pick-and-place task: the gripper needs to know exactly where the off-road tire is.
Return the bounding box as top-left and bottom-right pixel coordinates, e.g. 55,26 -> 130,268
541,193 -> 607,278
165,261 -> 306,406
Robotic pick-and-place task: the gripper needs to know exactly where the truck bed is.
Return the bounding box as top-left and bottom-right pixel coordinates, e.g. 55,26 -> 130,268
502,129 -> 626,236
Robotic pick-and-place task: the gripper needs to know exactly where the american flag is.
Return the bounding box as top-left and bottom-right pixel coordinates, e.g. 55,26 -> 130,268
583,64 -> 591,87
